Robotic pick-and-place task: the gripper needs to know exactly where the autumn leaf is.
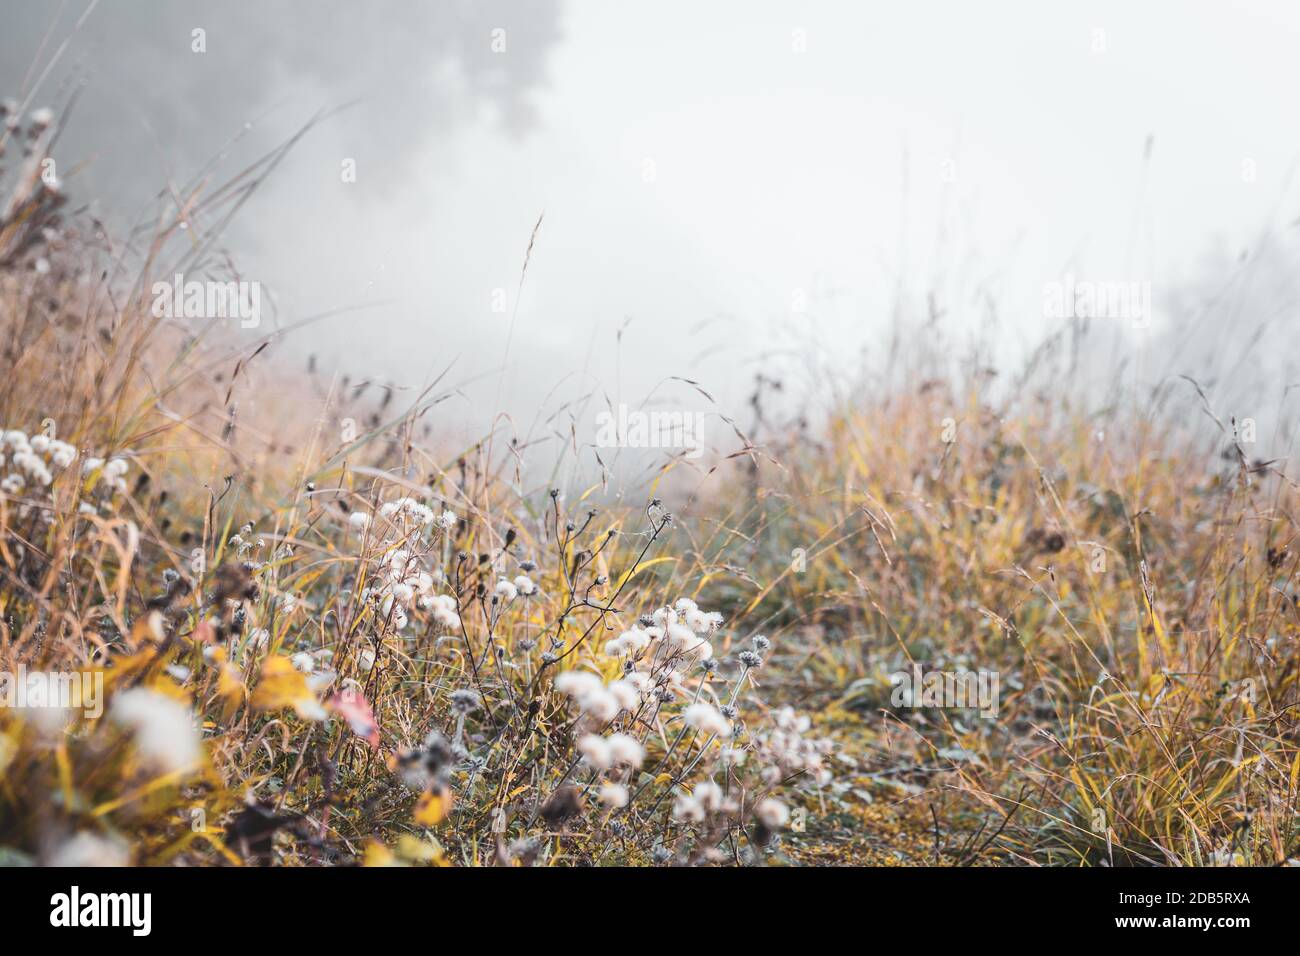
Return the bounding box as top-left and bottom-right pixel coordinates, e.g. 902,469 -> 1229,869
362,841 -> 402,867
250,655 -> 326,720
327,685 -> 379,749
414,786 -> 454,826
395,834 -> 446,865
210,647 -> 246,721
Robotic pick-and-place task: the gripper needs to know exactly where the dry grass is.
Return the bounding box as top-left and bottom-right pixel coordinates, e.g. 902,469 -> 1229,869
0,104 -> 1297,867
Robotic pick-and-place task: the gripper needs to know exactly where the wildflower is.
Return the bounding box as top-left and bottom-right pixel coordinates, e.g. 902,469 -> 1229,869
393,730 -> 455,791
576,734 -> 612,769
29,107 -> 53,128
738,650 -> 763,669
450,688 -> 481,715
599,783 -> 629,808
423,593 -> 461,629
683,702 -> 732,738
494,579 -> 518,602
439,510 -> 457,531
349,511 -> 369,531
554,670 -> 603,698
673,794 -> 706,822
47,832 -> 129,868
356,648 -> 376,672
513,574 -> 538,596
621,627 -> 652,653
755,798 -> 790,829
291,652 -> 315,673
606,680 -> 640,711
752,635 -> 771,652
606,732 -> 645,767
582,687 -> 620,721
666,623 -> 712,660
110,689 -> 201,773
652,605 -> 679,628
693,780 -> 724,812
49,441 -> 76,469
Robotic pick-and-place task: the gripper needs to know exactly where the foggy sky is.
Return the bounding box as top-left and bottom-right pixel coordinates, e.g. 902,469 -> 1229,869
4,0 -> 1300,464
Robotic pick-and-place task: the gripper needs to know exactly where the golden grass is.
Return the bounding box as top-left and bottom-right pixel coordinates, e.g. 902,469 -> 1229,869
0,110 -> 1296,867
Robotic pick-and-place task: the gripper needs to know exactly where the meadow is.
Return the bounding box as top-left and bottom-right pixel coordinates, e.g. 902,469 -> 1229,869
1,99 -> 1297,867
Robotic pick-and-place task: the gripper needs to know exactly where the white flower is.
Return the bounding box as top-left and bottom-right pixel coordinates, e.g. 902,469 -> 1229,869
755,798 -> 790,829
348,511 -> 370,531
553,672 -> 629,720
47,832 -> 129,867
576,734 -> 612,769
440,510 -> 457,530
425,594 -> 460,629
607,680 -> 640,711
49,440 -> 76,468
356,648 -> 376,671
582,687 -> 620,721
81,456 -> 104,474
674,598 -> 699,615
652,606 -> 679,627
606,732 -> 644,767
554,670 -> 604,698
693,780 -> 724,812
110,688 -> 201,773
291,652 -> 315,673
513,574 -> 537,596
29,107 -> 53,127
683,702 -> 732,738
494,579 -> 518,602
620,627 -> 652,654
104,457 -> 129,478
667,624 -> 712,659
673,794 -> 705,822
599,783 -> 629,808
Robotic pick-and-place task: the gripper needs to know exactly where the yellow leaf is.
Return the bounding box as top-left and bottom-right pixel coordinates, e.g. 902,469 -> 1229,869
362,841 -> 403,867
209,647 -> 246,720
414,786 -> 454,826
250,655 -> 325,720
395,834 -> 446,864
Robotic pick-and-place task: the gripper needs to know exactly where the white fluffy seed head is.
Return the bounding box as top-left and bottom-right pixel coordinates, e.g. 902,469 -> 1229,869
576,733 -> 612,770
